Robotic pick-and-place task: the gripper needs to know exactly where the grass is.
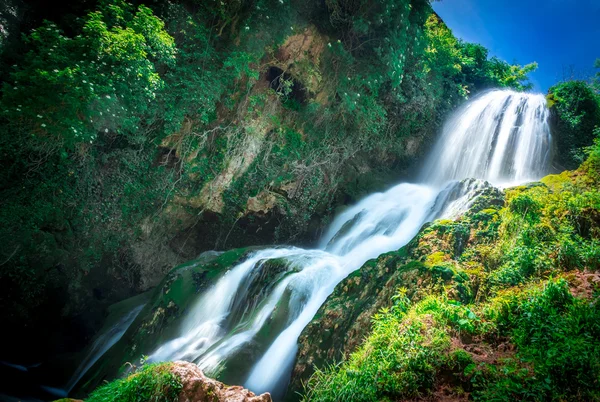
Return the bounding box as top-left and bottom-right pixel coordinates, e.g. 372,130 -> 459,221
86,363 -> 182,402
303,158 -> 600,401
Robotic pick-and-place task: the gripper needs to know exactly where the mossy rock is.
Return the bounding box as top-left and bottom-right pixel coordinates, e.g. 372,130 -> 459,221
286,183 -> 507,400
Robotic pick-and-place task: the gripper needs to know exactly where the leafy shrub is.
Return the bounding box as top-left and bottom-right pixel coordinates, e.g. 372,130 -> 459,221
547,81 -> 600,169
478,279 -> 600,401
303,293 -> 477,401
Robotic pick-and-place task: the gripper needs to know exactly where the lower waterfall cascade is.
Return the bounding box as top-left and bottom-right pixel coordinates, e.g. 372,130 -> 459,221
68,89 -> 554,399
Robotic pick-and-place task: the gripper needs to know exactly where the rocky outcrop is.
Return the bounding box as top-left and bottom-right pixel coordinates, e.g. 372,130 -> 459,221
173,361 -> 271,402
286,187 -> 506,400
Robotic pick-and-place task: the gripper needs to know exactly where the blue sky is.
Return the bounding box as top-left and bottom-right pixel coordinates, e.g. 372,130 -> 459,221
432,0 -> 600,93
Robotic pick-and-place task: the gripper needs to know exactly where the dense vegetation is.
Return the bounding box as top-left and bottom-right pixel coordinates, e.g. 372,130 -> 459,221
547,80 -> 600,169
302,108 -> 600,401
0,0 -> 538,363
85,363 -> 182,402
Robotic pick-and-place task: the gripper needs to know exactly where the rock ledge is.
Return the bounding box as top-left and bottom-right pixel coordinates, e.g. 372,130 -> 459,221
172,361 -> 272,402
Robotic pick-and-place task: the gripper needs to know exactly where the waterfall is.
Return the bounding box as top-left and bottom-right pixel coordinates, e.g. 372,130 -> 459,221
90,90 -> 552,399
420,90 -> 552,186
65,303 -> 146,393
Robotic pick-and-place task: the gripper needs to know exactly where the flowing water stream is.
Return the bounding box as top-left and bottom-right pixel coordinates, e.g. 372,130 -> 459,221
72,90 -> 554,398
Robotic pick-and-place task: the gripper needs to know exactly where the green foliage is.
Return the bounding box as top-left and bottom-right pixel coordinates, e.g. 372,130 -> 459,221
584,127 -> 600,180
423,15 -> 537,99
2,1 -> 175,149
87,363 -> 182,402
303,292 -> 456,402
547,80 -> 600,169
304,163 -> 600,401
476,279 -> 600,401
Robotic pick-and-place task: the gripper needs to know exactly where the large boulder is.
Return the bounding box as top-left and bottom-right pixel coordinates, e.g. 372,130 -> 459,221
173,361 -> 271,402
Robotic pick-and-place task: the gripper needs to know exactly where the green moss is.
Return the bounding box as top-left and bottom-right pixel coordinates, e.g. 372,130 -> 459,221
425,251 -> 448,267
162,248 -> 250,309
540,171 -> 574,190
87,363 -> 182,402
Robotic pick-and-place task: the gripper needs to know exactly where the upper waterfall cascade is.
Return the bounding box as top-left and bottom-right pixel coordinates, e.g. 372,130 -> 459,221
71,90 -> 554,399
420,90 -> 553,186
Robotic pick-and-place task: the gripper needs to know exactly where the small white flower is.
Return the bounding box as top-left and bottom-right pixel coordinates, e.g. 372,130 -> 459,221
53,69 -> 59,73
104,128 -> 108,133
245,26 -> 250,31
82,80 -> 87,83
37,114 -> 43,118
105,95 -> 111,99
13,87 -> 17,90
41,123 -> 46,127
328,43 -> 332,47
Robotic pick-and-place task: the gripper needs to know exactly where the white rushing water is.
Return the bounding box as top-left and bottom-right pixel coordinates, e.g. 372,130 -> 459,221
65,303 -> 146,393
143,90 -> 553,398
420,90 -> 552,187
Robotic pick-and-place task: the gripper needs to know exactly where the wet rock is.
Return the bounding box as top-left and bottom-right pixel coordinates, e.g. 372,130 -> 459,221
172,361 -> 271,402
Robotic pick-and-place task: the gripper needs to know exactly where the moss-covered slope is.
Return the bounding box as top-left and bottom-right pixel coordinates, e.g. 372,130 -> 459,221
298,163 -> 600,401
